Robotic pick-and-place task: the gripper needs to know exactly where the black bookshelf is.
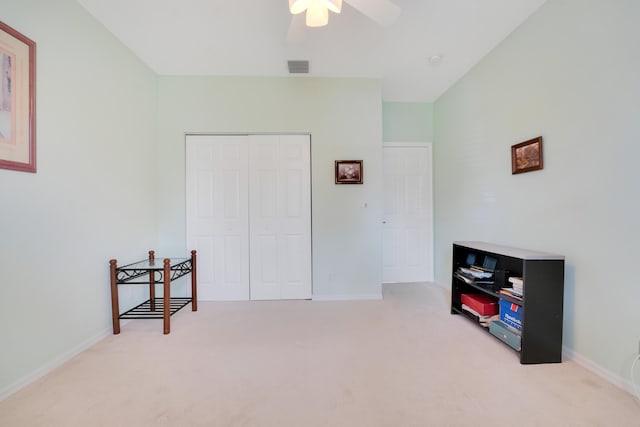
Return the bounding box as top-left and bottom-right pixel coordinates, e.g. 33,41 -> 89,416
451,241 -> 565,364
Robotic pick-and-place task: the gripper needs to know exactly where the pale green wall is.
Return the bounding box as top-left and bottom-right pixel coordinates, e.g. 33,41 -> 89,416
156,76 -> 384,299
382,102 -> 433,142
434,0 -> 640,385
0,0 -> 158,397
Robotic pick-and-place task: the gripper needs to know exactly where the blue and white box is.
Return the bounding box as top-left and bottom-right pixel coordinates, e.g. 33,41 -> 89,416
499,299 -> 522,331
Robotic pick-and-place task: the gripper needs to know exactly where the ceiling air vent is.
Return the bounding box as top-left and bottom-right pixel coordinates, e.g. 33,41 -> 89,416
288,60 -> 309,74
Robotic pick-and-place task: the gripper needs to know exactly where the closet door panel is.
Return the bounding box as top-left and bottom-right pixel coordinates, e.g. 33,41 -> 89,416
280,137 -> 311,299
186,135 -> 250,301
249,134 -> 311,300
249,135 -> 280,300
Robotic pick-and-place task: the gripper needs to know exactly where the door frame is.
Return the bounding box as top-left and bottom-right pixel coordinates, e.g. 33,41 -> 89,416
382,141 -> 434,282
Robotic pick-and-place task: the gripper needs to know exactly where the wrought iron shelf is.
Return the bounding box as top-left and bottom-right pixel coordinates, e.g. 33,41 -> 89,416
109,250 -> 197,335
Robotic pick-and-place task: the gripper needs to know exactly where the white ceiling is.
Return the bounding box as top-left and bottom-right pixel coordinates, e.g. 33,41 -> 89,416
76,0 -> 546,102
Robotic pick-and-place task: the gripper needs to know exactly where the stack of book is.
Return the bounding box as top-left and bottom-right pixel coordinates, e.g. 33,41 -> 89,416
498,276 -> 523,301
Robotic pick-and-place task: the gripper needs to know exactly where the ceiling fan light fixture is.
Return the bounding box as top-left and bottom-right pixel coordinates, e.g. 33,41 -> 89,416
306,2 -> 329,27
289,0 -> 340,27
289,0 -> 309,15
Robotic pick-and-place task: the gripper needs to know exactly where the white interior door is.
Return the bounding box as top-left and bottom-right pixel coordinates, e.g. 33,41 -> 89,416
186,134 -> 311,301
186,135 -> 250,300
249,135 -> 311,300
382,143 -> 434,283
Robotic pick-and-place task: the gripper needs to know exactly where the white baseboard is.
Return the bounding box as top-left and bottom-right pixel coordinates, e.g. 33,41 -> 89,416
563,346 -> 638,398
312,293 -> 382,301
0,324 -> 118,402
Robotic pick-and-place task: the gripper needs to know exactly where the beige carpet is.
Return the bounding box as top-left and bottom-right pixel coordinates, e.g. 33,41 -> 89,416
1,283 -> 639,426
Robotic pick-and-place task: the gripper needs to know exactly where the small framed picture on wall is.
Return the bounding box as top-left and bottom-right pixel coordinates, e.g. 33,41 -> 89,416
335,160 -> 363,184
511,136 -> 543,174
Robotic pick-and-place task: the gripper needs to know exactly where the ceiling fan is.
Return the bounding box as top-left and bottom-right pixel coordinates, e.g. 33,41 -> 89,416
287,0 -> 401,43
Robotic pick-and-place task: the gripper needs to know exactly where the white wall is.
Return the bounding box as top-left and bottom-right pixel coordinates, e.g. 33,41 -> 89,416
382,102 -> 434,142
0,0 -> 158,397
434,0 -> 640,386
156,76 -> 384,299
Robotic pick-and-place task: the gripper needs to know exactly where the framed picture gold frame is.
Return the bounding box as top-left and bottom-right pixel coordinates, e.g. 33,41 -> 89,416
511,136 -> 542,175
0,21 -> 36,173
335,160 -> 363,184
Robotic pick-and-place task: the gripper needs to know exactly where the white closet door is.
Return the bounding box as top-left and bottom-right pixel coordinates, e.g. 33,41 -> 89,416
382,144 -> 434,283
249,134 -> 311,300
186,135 -> 250,300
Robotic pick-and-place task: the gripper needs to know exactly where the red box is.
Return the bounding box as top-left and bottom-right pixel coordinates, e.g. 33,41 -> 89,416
461,294 -> 499,316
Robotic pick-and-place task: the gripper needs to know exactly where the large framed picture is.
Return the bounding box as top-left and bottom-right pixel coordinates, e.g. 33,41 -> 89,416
0,21 -> 36,173
511,136 -> 542,174
335,160 -> 363,184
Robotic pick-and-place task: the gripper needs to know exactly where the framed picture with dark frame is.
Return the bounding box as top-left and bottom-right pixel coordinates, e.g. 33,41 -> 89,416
335,160 -> 363,184
0,21 -> 36,173
511,136 -> 542,174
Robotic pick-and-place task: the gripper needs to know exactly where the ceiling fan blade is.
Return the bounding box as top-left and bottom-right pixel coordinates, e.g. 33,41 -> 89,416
287,13 -> 308,44
345,0 -> 401,27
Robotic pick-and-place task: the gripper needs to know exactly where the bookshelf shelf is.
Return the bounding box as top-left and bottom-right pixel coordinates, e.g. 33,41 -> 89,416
451,241 -> 565,364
